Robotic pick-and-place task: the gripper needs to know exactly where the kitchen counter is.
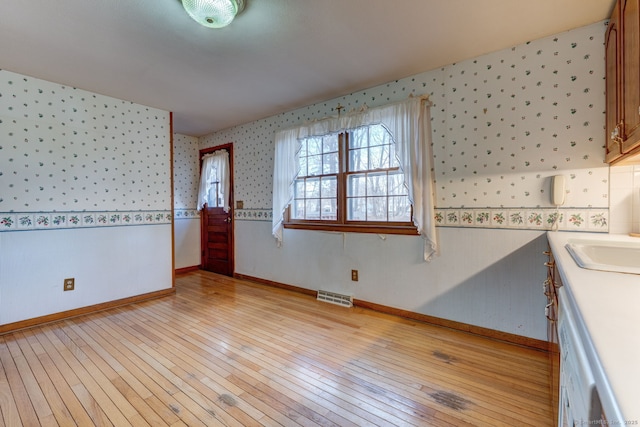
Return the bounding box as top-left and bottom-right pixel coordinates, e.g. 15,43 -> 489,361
547,231 -> 640,424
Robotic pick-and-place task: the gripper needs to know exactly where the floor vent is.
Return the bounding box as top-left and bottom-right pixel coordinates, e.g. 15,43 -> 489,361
317,290 -> 353,308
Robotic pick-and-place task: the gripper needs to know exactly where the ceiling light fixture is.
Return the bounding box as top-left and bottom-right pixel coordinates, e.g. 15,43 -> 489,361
181,0 -> 245,28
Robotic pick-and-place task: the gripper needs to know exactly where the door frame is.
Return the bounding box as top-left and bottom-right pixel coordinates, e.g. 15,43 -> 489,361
199,142 -> 234,275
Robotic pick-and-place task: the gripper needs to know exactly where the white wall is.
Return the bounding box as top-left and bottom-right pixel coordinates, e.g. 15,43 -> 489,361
0,70 -> 173,326
174,218 -> 201,269
173,133 -> 201,269
0,226 -> 171,324
236,221 -> 548,338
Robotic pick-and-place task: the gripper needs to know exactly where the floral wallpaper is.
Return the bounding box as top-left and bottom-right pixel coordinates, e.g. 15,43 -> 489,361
440,24 -> 606,209
0,70 -> 171,231
194,22 -> 610,231
172,133 -> 200,219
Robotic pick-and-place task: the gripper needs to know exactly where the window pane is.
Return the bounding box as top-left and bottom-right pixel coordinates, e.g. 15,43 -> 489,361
350,127 -> 368,148
322,135 -> 338,153
299,139 -> 308,157
292,199 -> 305,219
347,197 -> 366,221
306,178 -> 320,198
388,196 -> 411,222
349,148 -> 368,172
321,176 -> 337,198
320,199 -> 337,220
307,137 -> 322,155
323,152 -> 338,174
388,172 -> 407,195
305,200 -> 320,219
368,145 -> 390,169
367,197 -> 388,221
298,156 -> 308,177
294,179 -> 305,198
347,173 -> 366,197
389,143 -> 399,168
366,173 -> 387,197
307,154 -> 322,176
369,124 -> 389,146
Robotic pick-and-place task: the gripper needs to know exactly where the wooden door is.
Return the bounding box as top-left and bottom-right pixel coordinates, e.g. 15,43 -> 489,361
202,205 -> 233,276
200,144 -> 234,276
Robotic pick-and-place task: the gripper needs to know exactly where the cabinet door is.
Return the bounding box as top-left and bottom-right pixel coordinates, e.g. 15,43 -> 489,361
622,0 -> 640,153
606,2 -> 622,163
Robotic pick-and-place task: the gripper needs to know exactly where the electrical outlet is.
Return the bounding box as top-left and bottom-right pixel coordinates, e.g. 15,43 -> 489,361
351,270 -> 358,281
64,278 -> 75,291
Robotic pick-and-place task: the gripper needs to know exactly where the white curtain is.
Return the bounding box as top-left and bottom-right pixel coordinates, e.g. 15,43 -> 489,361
271,96 -> 437,261
197,149 -> 230,212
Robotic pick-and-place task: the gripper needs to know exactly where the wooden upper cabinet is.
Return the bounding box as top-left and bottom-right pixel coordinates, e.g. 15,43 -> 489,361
622,0 -> 640,150
607,0 -> 640,164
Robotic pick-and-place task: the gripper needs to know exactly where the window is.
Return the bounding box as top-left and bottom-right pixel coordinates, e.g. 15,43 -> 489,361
197,149 -> 230,212
286,124 -> 414,233
272,96 -> 437,261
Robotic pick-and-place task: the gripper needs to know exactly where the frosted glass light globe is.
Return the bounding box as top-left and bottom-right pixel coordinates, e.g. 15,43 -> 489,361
181,0 -> 244,28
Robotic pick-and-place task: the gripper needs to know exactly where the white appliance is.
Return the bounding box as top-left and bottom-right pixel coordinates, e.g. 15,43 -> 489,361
557,286 -> 604,426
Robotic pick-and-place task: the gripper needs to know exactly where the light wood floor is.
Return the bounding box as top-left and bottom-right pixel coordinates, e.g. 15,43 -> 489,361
0,271 -> 554,426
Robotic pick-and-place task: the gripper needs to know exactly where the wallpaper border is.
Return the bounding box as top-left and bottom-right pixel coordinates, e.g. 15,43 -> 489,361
434,207 -> 608,232
231,207 -> 609,232
174,209 -> 200,220
235,209 -> 273,222
0,210 -> 172,232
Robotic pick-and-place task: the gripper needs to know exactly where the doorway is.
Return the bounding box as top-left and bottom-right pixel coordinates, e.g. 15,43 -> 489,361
199,143 -> 234,277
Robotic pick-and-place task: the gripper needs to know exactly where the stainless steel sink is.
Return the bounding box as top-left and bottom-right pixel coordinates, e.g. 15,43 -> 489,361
565,239 -> 640,274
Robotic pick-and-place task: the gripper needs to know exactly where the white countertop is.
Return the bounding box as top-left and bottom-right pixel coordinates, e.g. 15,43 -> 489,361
547,231 -> 640,424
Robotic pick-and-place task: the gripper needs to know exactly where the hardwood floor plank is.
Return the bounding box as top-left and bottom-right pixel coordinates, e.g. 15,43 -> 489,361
172,274 -> 551,426
11,332 -> 76,427
57,323 -> 146,425
169,282 -> 510,424
4,336 -> 55,423
48,325 -> 134,427
0,339 -> 24,427
82,316 -> 218,426
124,302 -> 331,426
0,336 -> 40,426
110,310 -> 276,427
0,270 -> 555,426
24,329 -> 98,427
127,304 -> 382,425
39,326 -> 116,427
131,314 -> 350,427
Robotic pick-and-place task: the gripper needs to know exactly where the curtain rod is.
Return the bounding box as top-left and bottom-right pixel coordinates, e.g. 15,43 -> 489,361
277,93 -> 432,134
337,93 -> 431,115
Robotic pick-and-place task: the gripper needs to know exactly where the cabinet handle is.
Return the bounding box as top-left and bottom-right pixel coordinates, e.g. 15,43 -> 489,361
545,302 -> 555,321
544,261 -> 554,268
611,125 -> 620,141
543,251 -> 551,256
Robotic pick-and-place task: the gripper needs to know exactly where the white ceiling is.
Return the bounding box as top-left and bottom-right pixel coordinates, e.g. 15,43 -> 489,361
0,0 -> 615,136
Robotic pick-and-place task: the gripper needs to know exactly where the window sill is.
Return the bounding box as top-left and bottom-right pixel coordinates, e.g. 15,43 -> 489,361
283,222 -> 419,236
